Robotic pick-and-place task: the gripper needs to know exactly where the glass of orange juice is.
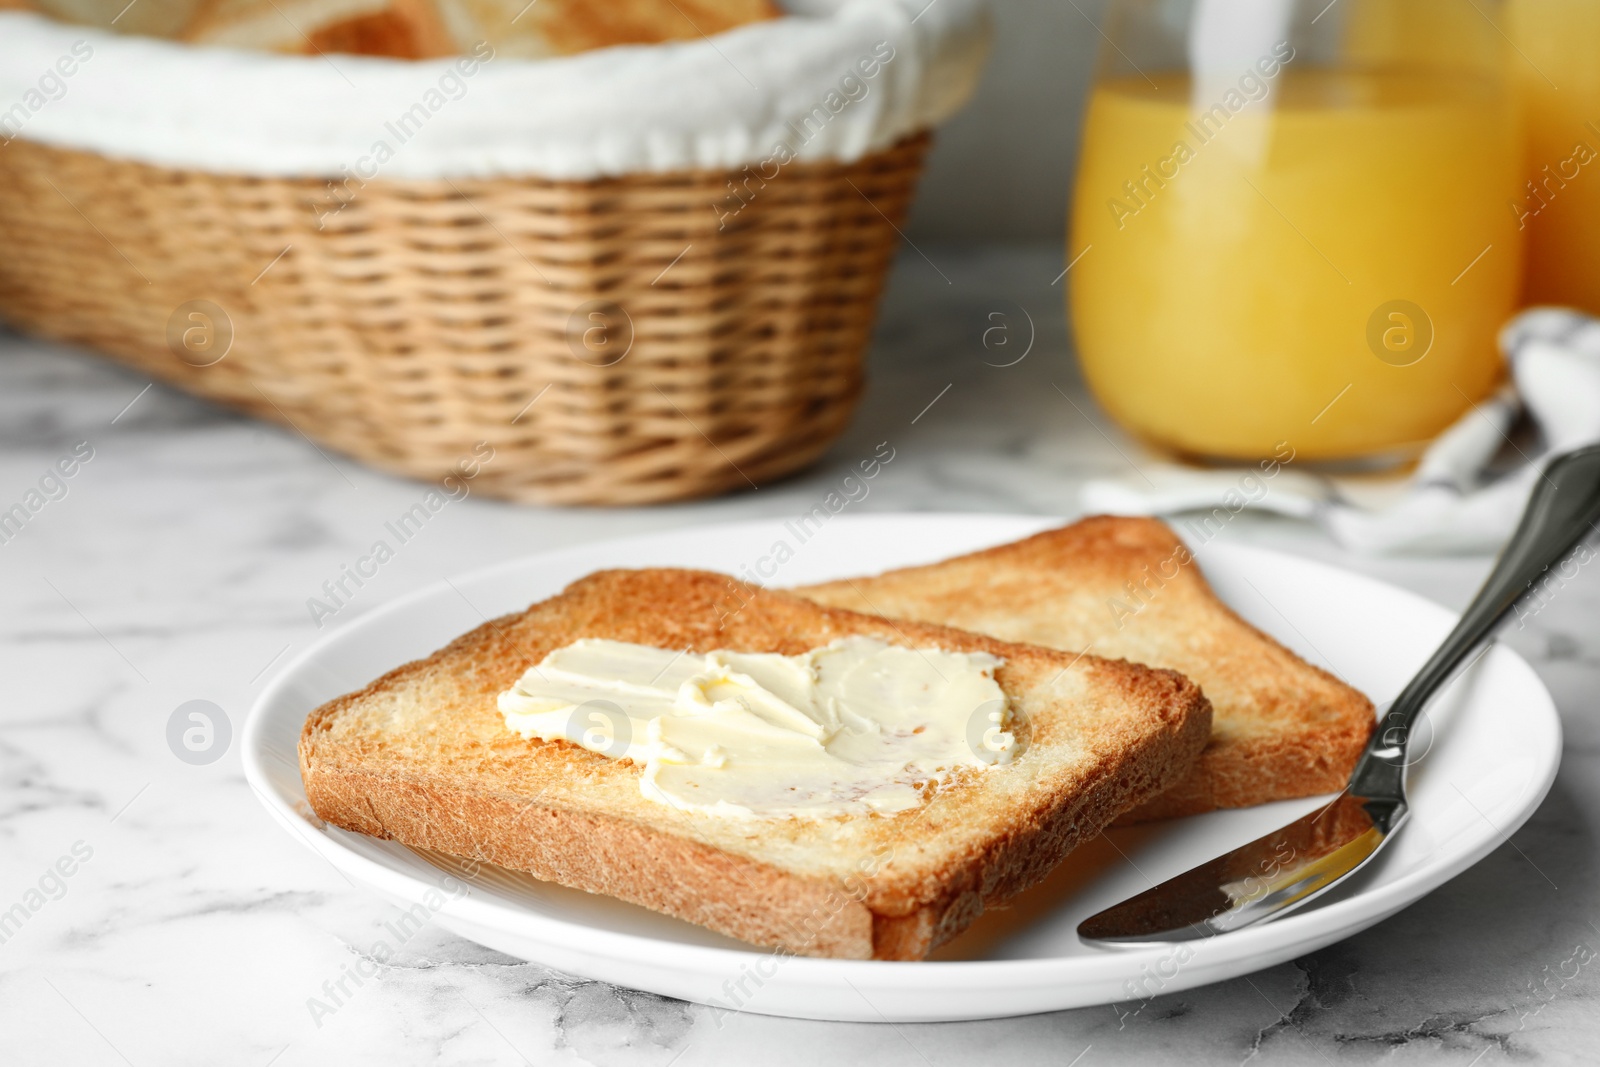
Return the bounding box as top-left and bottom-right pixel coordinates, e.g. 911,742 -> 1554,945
1069,0 -> 1522,464
1506,0 -> 1600,313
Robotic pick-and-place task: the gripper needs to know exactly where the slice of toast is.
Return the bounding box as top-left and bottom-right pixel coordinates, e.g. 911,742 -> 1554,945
429,0 -> 782,60
797,518 -> 1375,822
181,0 -> 456,57
300,567 -> 1210,960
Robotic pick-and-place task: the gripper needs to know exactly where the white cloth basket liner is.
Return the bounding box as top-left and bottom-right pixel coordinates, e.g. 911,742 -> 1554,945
0,0 -> 988,180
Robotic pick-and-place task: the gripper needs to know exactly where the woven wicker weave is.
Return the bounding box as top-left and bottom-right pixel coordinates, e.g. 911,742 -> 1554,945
0,134 -> 928,504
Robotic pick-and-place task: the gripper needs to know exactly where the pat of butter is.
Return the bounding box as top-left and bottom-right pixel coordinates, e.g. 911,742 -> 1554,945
497,636 -> 1018,819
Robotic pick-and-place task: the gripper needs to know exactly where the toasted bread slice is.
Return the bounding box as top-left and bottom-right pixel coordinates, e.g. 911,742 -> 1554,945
430,0 -> 781,60
300,567 -> 1210,960
182,0 -> 455,57
21,0 -> 204,36
797,518 -> 1375,822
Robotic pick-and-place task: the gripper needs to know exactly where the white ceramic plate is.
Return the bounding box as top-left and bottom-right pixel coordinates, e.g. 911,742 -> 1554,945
244,515 -> 1561,1023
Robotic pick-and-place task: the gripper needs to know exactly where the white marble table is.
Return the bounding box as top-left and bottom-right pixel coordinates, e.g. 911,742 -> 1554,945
3,246 -> 1596,1066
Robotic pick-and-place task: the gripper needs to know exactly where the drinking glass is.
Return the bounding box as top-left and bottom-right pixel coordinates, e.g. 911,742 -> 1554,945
1070,0 -> 1521,463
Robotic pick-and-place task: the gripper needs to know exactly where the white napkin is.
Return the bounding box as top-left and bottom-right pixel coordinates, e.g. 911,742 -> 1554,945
1081,308 -> 1600,554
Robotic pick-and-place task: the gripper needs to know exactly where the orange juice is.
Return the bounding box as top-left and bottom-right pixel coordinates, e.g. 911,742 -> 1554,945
1070,69 -> 1520,462
1507,0 -> 1600,312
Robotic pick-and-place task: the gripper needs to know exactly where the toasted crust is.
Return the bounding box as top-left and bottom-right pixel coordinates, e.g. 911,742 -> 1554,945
526,0 -> 780,54
797,517 -> 1375,822
181,0 -> 456,56
25,0 -> 776,51
300,567 -> 1211,959
409,0 -> 781,60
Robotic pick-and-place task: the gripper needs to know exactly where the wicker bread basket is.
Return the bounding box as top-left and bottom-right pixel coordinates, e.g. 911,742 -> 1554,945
0,0 -> 989,504
0,133 -> 929,504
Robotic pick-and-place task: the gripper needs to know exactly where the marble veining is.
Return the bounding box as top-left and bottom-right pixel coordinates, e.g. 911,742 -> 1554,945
2,246 -> 1598,1065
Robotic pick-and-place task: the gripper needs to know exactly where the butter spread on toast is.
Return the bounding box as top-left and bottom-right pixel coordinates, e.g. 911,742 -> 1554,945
498,637 -> 1018,819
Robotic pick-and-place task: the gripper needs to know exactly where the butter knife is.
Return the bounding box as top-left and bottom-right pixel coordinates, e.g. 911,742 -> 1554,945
1079,444 -> 1600,944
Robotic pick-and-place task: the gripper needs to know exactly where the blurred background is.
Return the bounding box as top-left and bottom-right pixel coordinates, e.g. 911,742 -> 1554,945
905,0 -> 1101,243
0,0 -> 1594,518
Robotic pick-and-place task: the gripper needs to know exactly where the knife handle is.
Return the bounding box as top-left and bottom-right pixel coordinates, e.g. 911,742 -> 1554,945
1353,443 -> 1600,795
